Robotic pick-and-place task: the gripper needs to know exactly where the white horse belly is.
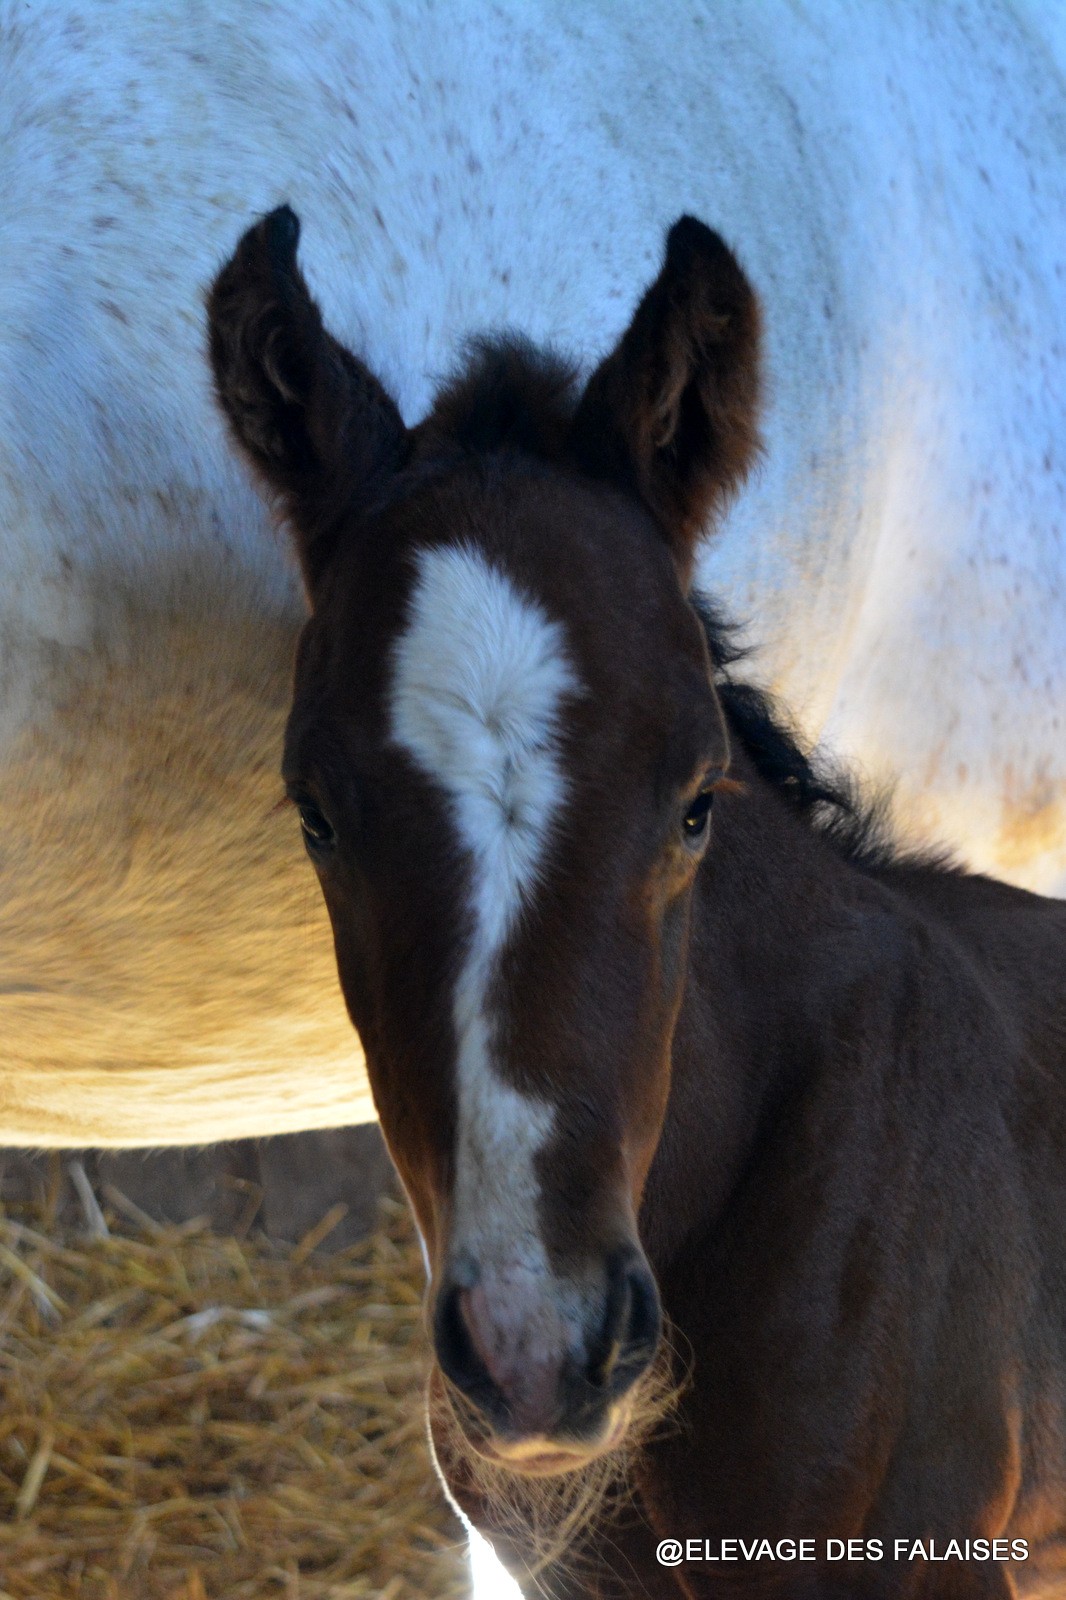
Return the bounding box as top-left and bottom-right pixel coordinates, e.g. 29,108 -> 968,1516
0,0 -> 1062,1146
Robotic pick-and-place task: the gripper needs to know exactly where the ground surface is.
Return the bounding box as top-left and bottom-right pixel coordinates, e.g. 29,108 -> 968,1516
0,1166 -> 469,1599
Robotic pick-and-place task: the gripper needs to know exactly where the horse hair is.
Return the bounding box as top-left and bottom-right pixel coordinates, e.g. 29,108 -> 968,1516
425,336 -> 956,880
690,594 -> 959,877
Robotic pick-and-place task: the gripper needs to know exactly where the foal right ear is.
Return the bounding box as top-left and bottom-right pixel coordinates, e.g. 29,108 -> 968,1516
207,206 -> 408,593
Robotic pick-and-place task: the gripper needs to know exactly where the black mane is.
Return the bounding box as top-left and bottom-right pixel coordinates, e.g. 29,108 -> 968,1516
692,594 -> 956,876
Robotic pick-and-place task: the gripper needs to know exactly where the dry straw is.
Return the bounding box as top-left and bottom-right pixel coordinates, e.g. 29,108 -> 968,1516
0,1180 -> 470,1599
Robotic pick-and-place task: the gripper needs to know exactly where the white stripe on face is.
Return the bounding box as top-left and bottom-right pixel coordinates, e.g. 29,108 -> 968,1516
389,542 -> 580,1289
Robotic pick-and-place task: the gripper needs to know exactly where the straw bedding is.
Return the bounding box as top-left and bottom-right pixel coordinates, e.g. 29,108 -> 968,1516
0,1181 -> 470,1599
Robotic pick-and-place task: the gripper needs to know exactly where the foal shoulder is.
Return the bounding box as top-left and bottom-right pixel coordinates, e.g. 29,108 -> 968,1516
874,866 -> 1066,1065
821,867 -> 1050,1091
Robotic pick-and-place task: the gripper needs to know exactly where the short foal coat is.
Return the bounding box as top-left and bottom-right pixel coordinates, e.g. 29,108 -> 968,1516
209,208 -> 1066,1598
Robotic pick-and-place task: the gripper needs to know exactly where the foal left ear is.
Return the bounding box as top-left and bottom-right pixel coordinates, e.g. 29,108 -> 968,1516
570,217 -> 762,583
207,206 -> 409,594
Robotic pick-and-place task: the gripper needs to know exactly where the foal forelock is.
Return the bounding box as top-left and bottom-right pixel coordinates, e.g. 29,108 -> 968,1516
389,542 -> 582,1284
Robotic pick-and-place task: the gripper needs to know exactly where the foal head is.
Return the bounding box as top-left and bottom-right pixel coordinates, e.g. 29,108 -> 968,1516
208,207 -> 760,1474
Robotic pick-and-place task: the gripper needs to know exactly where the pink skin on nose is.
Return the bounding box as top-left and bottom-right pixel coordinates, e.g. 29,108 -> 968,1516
458,1280 -> 573,1437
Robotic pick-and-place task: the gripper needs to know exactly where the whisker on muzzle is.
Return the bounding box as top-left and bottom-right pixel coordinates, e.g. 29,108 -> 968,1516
429,1314 -> 690,1590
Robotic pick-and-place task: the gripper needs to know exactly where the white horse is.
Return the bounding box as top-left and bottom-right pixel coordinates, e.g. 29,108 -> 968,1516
1,0 -> 1063,1152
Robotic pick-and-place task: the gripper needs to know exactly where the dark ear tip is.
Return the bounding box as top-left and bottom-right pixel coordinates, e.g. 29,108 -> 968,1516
264,203 -> 301,266
663,215 -> 757,323
666,214 -> 719,256
665,214 -> 748,278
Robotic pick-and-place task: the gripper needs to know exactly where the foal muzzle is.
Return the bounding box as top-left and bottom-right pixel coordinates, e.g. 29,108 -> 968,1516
432,1246 -> 662,1469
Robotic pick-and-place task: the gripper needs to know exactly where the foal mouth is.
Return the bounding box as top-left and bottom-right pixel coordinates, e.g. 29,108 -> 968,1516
475,1410 -> 631,1477
441,1373 -> 633,1477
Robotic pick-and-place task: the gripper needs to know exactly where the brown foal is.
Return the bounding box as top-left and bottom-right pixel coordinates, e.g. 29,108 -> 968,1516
208,206 -> 1066,1598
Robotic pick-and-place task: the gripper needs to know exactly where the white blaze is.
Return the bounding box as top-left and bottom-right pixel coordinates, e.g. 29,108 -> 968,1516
390,543 -> 580,1281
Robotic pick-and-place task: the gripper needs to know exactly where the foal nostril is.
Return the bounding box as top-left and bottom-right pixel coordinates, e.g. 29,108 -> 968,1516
589,1256 -> 662,1392
624,1262 -> 662,1353
433,1281 -> 500,1415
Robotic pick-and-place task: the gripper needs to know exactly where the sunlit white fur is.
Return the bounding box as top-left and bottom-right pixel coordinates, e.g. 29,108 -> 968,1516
467,1525 -> 524,1600
391,545 -> 578,1307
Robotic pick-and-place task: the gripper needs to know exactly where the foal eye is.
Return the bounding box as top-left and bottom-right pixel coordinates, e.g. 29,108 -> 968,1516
681,788 -> 715,846
297,800 -> 336,854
